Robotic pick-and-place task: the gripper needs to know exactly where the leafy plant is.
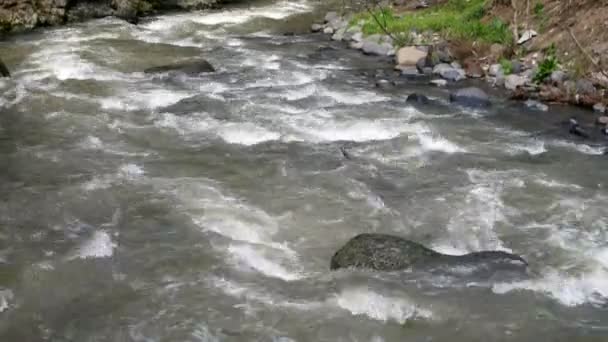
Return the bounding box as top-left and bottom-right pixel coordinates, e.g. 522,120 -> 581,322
500,58 -> 513,75
533,44 -> 559,83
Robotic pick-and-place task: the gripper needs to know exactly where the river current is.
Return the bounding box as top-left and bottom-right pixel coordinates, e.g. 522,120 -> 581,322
1,0 -> 607,340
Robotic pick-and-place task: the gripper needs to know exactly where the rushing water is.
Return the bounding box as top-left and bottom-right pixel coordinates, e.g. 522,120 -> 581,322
1,0 -> 608,340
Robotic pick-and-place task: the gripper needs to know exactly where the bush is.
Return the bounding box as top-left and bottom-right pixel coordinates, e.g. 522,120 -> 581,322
500,58 -> 513,75
533,44 -> 559,83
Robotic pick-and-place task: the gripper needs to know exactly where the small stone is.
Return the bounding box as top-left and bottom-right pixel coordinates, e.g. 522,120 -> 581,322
351,31 -> 363,42
397,66 -> 420,76
349,41 -> 363,49
331,27 -> 346,41
323,27 -> 334,35
433,63 -> 465,81
594,103 -> 607,114
511,60 -> 524,74
430,79 -> 448,87
518,29 -> 538,45
311,23 -> 323,32
525,99 -> 549,111
596,115 -> 608,125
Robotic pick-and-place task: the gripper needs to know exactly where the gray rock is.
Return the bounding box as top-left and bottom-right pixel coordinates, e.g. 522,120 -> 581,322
0,58 -> 10,78
511,60 -> 524,74
525,99 -> 549,111
397,66 -> 421,76
449,87 -> 491,107
330,234 -> 528,279
351,31 -> 363,42
596,115 -> 608,125
323,26 -> 334,35
331,27 -> 346,41
324,11 -> 338,23
144,59 -> 215,75
505,74 -> 526,90
349,41 -> 363,50
550,70 -> 567,84
343,25 -> 361,41
594,103 -> 607,114
576,79 -> 596,95
430,79 -> 447,87
436,50 -> 452,63
489,64 -> 502,77
361,41 -> 392,56
450,61 -> 462,69
112,0 -> 139,24
311,23 -> 323,32
433,63 -> 465,81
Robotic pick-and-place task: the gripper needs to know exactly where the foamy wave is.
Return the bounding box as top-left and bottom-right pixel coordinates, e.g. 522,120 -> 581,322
0,288 -> 13,313
506,141 -> 547,155
228,244 -> 304,281
493,267 -> 608,306
333,287 -> 433,324
100,89 -> 194,111
218,123 -> 280,146
416,132 -> 466,153
70,230 -> 116,259
552,140 -> 605,155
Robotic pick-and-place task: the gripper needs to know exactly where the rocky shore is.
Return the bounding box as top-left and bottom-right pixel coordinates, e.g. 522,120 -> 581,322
312,11 -> 608,131
0,0 -> 224,32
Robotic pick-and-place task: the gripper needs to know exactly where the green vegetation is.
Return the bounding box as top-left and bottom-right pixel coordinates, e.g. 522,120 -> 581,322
500,58 -> 513,75
533,1 -> 548,32
533,44 -> 558,83
351,0 -> 512,46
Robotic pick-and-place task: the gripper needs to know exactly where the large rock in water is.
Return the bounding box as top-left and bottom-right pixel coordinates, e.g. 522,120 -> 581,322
144,60 -> 215,75
0,58 -> 10,78
449,87 -> 491,108
330,234 -> 528,279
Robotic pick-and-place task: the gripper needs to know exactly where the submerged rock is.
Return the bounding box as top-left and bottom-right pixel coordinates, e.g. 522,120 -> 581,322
144,59 -> 215,75
525,99 -> 549,112
0,58 -> 10,78
406,93 -> 430,105
449,87 -> 491,108
330,234 -> 528,278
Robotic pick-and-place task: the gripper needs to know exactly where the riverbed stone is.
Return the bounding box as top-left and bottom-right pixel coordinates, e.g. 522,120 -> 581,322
330,234 -> 528,277
433,63 -> 465,81
362,41 -> 393,56
576,79 -> 597,95
449,87 -> 491,107
406,93 -> 430,104
505,74 -> 527,90
331,26 -> 346,41
395,46 -> 427,66
323,26 -> 334,34
550,70 -> 567,84
0,58 -> 10,78
525,99 -> 549,111
464,58 -> 483,78
324,11 -> 338,23
596,115 -> 608,125
144,59 -> 215,75
311,23 -> 323,32
594,103 -> 607,114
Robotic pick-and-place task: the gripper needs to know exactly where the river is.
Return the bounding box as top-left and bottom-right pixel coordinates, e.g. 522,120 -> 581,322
1,0 -> 607,340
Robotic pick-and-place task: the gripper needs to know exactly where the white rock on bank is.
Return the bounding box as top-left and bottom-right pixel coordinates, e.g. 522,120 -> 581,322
518,29 -> 538,45
395,46 -> 427,66
430,79 -> 448,87
489,64 -> 502,77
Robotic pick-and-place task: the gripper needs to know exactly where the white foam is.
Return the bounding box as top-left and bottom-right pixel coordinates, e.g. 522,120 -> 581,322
417,132 -> 466,153
228,244 -> 303,281
218,123 -> 280,145
100,89 -> 194,111
119,163 -> 145,179
0,289 -> 13,313
71,230 -> 116,259
324,89 -> 389,105
506,141 -> 547,155
291,119 -> 408,143
493,267 -> 608,306
552,140 -> 605,155
333,287 -> 433,324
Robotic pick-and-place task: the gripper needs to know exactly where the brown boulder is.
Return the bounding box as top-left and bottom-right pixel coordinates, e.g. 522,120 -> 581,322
463,57 -> 483,78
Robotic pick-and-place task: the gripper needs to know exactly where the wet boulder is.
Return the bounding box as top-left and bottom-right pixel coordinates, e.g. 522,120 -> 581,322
449,87 -> 491,108
144,59 -> 215,75
330,234 -> 528,278
406,93 -> 430,105
0,58 -> 10,78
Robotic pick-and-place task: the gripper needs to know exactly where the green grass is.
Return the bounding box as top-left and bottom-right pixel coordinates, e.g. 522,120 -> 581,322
351,0 -> 512,46
533,43 -> 559,83
500,58 -> 513,75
